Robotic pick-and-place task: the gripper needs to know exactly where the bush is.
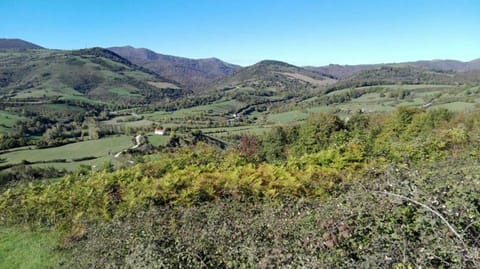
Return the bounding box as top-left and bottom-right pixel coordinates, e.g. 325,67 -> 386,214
1,108 -> 480,267
63,161 -> 480,268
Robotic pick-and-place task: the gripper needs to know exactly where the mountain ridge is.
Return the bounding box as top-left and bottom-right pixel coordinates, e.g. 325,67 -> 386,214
307,58 -> 480,79
0,47 -> 187,105
207,59 -> 336,96
0,38 -> 44,50
108,46 -> 241,91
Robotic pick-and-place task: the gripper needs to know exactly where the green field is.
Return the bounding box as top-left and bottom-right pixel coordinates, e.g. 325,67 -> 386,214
21,103 -> 86,115
102,116 -> 154,127
306,106 -> 336,114
147,81 -> 180,89
145,100 -> 245,121
431,101 -> 477,111
146,134 -> 170,147
0,227 -> 62,269
0,135 -> 134,170
30,156 -> 115,171
266,110 -> 308,124
0,112 -> 22,133
201,124 -> 271,138
109,88 -> 142,97
299,84 -> 480,116
59,95 -> 107,104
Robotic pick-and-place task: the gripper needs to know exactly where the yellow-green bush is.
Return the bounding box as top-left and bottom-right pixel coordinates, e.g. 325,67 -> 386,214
1,108 -> 479,230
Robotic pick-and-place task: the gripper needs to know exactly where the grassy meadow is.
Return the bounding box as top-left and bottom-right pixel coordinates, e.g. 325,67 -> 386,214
1,135 -> 133,171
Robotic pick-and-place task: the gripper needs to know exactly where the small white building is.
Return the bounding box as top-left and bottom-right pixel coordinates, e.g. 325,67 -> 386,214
154,128 -> 166,135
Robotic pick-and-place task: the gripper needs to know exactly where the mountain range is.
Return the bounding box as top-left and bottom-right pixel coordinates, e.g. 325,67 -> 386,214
108,46 -> 241,90
1,38 -> 479,101
0,44 -> 187,105
308,59 -> 480,79
108,44 -> 480,90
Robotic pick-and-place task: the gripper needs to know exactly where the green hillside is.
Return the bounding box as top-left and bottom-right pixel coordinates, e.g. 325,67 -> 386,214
325,66 -> 478,93
0,38 -> 44,50
210,60 -> 336,93
0,48 -> 187,106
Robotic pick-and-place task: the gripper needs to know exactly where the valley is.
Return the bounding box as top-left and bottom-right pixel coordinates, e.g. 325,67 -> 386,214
0,39 -> 479,268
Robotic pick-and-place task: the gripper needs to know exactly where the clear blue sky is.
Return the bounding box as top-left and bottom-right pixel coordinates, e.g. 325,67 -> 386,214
1,0 -> 479,66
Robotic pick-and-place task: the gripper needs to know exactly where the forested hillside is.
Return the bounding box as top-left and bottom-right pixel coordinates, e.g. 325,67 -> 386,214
0,48 -> 187,106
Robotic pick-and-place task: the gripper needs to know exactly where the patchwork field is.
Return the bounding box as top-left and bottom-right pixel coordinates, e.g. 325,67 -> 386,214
298,84 -> 480,115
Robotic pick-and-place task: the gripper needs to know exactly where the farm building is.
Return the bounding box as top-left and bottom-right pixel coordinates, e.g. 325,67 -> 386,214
154,128 -> 167,135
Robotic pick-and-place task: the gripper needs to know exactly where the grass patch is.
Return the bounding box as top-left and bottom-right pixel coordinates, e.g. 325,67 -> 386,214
0,112 -> 22,133
0,226 -> 62,269
145,100 -> 245,121
59,95 -> 106,104
306,106 -> 336,114
431,101 -> 477,111
147,134 -> 170,147
1,136 -> 133,170
147,81 -> 180,89
203,125 -> 272,137
109,88 -> 142,97
266,110 -> 308,124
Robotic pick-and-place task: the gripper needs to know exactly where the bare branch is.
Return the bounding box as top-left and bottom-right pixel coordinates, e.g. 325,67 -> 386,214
373,190 -> 465,246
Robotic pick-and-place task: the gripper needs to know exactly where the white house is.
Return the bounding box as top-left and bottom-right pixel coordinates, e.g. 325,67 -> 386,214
154,128 -> 166,135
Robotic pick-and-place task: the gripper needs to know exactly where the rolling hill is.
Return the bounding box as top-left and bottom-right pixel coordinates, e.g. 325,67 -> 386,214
0,38 -> 44,50
326,65 -> 480,93
0,47 -> 188,106
405,58 -> 480,72
308,58 -> 480,79
108,46 -> 241,90
210,60 -> 336,93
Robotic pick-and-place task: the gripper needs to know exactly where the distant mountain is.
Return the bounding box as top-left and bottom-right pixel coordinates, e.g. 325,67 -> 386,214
0,38 -> 44,50
307,58 -> 480,79
211,60 -> 336,92
108,46 -> 241,90
404,59 -> 480,72
468,58 -> 480,69
306,64 -> 378,79
0,47 -> 188,105
325,65 -> 480,93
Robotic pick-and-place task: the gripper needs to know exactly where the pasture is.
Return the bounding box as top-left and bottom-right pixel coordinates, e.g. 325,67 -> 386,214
266,110 -> 308,124
0,135 -> 133,171
0,112 -> 22,133
303,84 -> 480,115
145,100 -> 245,121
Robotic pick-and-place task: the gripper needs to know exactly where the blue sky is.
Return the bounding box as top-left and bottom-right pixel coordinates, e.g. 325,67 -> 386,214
1,0 -> 479,66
